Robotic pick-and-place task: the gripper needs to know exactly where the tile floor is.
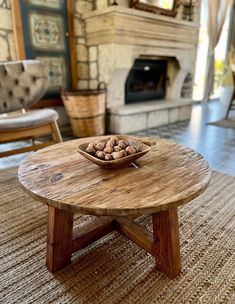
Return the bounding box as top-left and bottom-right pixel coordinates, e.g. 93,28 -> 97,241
133,100 -> 235,176
1,100 -> 235,176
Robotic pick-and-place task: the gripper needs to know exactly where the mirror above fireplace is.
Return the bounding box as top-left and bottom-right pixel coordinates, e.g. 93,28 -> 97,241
130,0 -> 177,17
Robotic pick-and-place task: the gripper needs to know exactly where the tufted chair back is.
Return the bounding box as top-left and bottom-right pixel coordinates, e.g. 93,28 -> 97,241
0,60 -> 48,114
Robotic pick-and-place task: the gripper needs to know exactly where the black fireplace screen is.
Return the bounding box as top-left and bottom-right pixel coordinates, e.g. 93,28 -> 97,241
125,59 -> 167,104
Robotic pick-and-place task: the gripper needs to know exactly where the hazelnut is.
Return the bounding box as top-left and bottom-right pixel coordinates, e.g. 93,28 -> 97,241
96,151 -> 106,159
124,140 -> 129,146
126,145 -> 137,155
118,140 -> 127,149
114,145 -> 122,152
86,143 -> 96,154
106,140 -> 115,147
105,153 -> 113,160
104,145 -> 114,153
122,149 -> 127,157
112,151 -> 123,159
110,136 -> 119,143
94,141 -> 106,151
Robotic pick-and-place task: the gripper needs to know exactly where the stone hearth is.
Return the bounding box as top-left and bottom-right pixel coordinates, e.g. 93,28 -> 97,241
84,6 -> 199,133
109,99 -> 192,134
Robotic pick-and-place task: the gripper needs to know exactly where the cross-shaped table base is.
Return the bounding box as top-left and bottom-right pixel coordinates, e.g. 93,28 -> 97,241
46,206 -> 181,279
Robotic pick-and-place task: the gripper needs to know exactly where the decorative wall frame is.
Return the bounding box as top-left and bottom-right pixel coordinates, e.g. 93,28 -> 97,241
11,0 -> 77,106
130,0 -> 177,17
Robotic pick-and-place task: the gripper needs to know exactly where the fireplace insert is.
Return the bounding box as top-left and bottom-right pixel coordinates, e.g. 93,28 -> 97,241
125,59 -> 167,104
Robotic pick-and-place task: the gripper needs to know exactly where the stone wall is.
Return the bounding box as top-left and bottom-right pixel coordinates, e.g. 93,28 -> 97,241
74,0 -> 93,89
74,0 -> 117,90
0,0 -> 16,61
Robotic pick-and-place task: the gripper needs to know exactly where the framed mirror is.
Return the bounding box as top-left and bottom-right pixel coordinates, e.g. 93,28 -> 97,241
130,0 -> 177,17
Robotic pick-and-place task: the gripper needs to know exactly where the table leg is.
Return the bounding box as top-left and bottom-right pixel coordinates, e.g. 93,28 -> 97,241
152,207 -> 181,279
46,206 -> 74,273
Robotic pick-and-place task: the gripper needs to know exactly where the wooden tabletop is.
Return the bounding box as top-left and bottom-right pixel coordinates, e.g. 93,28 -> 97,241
18,136 -> 211,216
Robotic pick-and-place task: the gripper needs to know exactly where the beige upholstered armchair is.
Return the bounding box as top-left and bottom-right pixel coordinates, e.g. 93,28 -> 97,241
0,60 -> 62,157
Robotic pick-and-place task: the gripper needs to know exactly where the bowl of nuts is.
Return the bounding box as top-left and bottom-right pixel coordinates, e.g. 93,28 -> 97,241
77,135 -> 151,169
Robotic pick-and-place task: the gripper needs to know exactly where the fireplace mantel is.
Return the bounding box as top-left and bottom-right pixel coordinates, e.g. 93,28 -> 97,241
83,6 -> 199,49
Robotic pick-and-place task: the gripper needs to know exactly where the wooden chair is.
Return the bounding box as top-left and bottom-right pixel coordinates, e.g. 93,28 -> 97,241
0,60 -> 62,158
226,71 -> 235,118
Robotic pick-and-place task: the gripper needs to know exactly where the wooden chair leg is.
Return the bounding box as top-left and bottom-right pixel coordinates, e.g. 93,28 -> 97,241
225,87 -> 235,118
226,98 -> 232,118
51,121 -> 63,143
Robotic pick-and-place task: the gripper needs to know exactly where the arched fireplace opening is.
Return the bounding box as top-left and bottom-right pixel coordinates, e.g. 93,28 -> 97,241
125,59 -> 168,104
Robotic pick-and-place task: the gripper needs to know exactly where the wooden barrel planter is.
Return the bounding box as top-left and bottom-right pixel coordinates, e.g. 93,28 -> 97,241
62,85 -> 106,138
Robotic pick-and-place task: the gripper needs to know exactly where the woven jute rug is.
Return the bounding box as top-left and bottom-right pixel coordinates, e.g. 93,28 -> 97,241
0,168 -> 235,304
208,117 -> 235,128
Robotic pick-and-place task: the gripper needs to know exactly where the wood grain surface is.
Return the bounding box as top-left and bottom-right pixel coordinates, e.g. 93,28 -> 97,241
152,208 -> 181,279
46,206 -> 73,273
18,136 -> 211,216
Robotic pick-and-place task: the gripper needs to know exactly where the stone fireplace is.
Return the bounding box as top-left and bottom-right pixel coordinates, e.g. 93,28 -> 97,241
83,5 -> 199,133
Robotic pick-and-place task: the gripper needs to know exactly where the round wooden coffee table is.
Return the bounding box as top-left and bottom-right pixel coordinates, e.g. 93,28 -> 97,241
18,137 -> 211,279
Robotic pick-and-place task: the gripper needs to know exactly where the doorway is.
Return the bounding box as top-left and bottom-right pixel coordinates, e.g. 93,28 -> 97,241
193,3 -> 232,101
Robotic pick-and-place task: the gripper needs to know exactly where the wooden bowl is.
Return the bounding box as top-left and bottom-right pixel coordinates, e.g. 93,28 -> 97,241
77,136 -> 151,169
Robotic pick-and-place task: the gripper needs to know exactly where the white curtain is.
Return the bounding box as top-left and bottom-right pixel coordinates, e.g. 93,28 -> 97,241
203,0 -> 233,102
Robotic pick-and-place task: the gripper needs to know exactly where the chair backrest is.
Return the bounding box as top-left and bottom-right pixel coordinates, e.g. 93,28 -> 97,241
0,60 -> 48,114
